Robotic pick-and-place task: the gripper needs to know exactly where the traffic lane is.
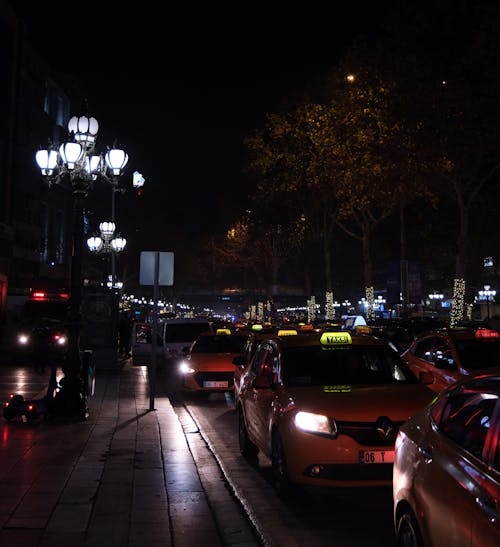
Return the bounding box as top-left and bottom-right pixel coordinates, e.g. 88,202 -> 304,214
0,364 -> 52,403
184,392 -> 397,547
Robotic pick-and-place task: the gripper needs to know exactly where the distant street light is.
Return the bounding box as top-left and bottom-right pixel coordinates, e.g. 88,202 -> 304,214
478,285 -> 496,320
428,291 -> 444,313
87,221 -> 127,288
35,107 -> 130,420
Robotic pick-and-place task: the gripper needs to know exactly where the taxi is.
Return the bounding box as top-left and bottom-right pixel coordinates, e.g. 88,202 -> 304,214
401,326 -> 500,393
233,326 -> 293,406
178,330 -> 250,393
237,329 -> 435,496
393,370 -> 500,547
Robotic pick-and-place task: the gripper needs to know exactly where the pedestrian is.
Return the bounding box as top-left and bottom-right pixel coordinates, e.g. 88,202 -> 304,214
119,312 -> 132,357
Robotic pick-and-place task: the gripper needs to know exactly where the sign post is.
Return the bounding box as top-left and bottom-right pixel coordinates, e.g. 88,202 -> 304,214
139,251 -> 174,410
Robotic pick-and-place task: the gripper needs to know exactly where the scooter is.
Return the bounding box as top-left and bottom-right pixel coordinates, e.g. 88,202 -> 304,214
3,350 -> 94,424
3,393 -> 48,423
3,367 -> 59,424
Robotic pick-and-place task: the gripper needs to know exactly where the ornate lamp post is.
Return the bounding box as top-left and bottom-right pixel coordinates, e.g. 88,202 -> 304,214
87,221 -> 127,287
35,110 -> 129,420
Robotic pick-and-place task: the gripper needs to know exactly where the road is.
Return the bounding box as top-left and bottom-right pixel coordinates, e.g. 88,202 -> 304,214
162,368 -> 398,547
0,364 -> 398,546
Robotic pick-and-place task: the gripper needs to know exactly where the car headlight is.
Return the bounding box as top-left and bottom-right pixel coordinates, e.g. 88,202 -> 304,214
17,334 -> 29,346
54,334 -> 67,346
178,361 -> 195,374
294,411 -> 337,437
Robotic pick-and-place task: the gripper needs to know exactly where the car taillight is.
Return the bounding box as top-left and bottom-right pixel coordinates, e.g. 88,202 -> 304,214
475,329 -> 499,339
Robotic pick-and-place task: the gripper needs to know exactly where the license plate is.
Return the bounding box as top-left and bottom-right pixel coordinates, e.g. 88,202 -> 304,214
203,381 -> 228,388
359,450 -> 395,464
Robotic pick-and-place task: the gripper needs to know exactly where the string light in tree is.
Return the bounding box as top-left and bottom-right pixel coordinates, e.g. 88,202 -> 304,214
307,296 -> 316,323
325,291 -> 335,320
257,302 -> 264,322
450,278 -> 466,327
365,286 -> 375,322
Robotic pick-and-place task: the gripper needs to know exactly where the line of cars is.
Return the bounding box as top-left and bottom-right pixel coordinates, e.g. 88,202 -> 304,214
139,316 -> 500,545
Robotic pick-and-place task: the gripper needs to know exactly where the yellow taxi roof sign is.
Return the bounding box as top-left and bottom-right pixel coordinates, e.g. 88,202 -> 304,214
320,331 -> 352,345
278,329 -> 298,336
252,324 -> 263,331
216,328 -> 231,335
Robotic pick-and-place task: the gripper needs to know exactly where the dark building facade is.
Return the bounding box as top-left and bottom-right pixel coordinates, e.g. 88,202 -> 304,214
1,1 -> 74,306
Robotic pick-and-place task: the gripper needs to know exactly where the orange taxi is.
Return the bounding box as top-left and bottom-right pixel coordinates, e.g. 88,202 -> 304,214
178,330 -> 250,393
402,326 -> 500,393
237,330 -> 435,496
393,370 -> 500,547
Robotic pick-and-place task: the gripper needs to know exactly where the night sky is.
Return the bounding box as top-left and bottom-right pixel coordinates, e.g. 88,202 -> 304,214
12,1 -> 396,291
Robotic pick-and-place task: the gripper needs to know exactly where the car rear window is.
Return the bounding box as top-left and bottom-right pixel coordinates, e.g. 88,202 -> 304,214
282,346 -> 416,386
164,323 -> 211,343
191,334 -> 248,353
21,300 -> 68,323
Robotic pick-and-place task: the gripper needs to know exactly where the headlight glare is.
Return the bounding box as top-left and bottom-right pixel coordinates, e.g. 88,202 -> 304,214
178,361 -> 195,374
294,411 -> 336,436
17,334 -> 29,345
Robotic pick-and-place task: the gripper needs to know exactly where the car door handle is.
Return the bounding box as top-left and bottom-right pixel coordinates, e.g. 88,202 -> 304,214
475,496 -> 498,523
418,445 -> 433,463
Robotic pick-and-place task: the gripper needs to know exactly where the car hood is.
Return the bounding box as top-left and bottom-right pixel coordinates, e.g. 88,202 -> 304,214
188,353 -> 238,370
284,384 -> 436,422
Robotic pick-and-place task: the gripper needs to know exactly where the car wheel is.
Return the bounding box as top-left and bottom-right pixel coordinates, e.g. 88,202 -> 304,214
271,431 -> 297,498
238,407 -> 258,460
396,509 -> 423,547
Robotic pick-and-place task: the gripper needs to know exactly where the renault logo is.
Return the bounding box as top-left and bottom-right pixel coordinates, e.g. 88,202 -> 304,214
376,416 -> 394,440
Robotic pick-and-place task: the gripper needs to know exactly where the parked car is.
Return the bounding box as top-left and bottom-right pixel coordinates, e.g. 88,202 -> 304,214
130,318 -> 213,367
402,326 -> 500,392
369,317 -> 448,354
178,330 -> 250,394
393,370 -> 500,547
237,329 -> 435,497
163,318 -> 213,363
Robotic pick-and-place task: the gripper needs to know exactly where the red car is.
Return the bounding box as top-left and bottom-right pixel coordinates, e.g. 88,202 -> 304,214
402,326 -> 500,393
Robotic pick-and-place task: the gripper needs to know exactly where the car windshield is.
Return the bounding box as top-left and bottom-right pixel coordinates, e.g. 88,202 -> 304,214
191,334 -> 248,354
455,339 -> 500,369
164,323 -> 211,343
21,301 -> 67,323
282,346 -> 416,386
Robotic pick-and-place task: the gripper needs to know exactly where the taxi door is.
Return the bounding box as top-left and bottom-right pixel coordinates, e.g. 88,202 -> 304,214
242,342 -> 277,455
417,393 -> 499,546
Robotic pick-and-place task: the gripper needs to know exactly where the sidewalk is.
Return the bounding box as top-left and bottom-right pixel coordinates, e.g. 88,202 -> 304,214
0,362 -> 262,547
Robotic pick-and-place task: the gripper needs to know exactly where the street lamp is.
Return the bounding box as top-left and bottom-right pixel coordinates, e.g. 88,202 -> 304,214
35,109 -> 129,420
428,291 -> 444,313
478,285 -> 496,320
87,221 -> 127,287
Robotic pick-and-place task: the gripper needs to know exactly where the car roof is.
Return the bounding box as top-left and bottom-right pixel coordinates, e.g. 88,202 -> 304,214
262,330 -> 389,350
414,326 -> 500,341
440,368 -> 500,395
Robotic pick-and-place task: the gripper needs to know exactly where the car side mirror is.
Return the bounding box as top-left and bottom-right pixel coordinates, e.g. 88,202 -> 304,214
252,375 -> 271,389
232,355 -> 245,366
